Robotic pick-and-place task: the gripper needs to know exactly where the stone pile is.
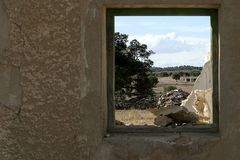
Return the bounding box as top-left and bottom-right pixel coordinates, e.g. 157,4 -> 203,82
115,89 -> 199,127
153,106 -> 199,127
115,95 -> 157,109
153,89 -> 199,127
157,89 -> 189,108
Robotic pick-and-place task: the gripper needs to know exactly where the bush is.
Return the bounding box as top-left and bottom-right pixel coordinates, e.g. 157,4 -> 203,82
164,86 -> 177,93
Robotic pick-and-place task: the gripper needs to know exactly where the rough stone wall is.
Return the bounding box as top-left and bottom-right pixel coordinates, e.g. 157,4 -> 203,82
0,0 -> 240,160
0,0 -> 90,159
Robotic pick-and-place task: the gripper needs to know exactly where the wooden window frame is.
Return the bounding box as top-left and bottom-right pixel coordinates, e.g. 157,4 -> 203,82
106,8 -> 219,133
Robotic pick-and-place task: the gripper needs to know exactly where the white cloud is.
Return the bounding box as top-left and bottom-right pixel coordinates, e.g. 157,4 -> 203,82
150,52 -> 205,67
129,32 -> 177,48
128,33 -> 210,67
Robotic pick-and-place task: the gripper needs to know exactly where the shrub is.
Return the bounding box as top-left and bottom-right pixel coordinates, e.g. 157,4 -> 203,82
164,86 -> 177,93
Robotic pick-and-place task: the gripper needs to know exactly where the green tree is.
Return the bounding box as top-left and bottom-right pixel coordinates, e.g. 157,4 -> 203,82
190,70 -> 201,76
184,72 -> 190,77
115,32 -> 158,97
164,85 -> 177,93
158,72 -> 169,77
172,72 -> 181,81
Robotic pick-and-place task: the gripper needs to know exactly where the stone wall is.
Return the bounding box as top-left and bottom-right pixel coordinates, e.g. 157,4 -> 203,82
0,0 -> 240,160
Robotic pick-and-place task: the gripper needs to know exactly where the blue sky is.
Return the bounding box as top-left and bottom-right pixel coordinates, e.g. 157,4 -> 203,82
115,16 -> 211,67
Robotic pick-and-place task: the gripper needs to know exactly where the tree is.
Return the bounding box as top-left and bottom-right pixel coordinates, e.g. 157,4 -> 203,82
158,72 -> 169,77
190,70 -> 201,76
115,32 -> 158,97
172,72 -> 181,81
164,85 -> 177,93
184,72 -> 190,77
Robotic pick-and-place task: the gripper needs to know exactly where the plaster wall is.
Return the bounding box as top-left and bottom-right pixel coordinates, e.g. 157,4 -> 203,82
0,0 -> 240,160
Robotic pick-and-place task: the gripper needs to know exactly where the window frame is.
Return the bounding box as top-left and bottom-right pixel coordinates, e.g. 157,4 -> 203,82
106,8 -> 219,133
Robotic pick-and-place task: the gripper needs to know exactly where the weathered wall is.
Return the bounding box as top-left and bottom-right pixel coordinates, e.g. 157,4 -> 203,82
0,0 -> 240,159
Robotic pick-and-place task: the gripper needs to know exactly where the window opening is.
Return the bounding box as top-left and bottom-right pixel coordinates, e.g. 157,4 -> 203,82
107,9 -> 219,133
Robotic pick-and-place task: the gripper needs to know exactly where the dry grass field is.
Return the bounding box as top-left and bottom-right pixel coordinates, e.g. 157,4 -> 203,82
115,109 -> 157,126
153,76 -> 194,94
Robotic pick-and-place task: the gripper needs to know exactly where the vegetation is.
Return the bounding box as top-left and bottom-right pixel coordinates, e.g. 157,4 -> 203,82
152,65 -> 202,72
153,65 -> 202,78
164,86 -> 177,93
189,70 -> 201,76
156,69 -> 201,78
115,32 -> 158,98
158,72 -> 170,77
172,72 -> 181,81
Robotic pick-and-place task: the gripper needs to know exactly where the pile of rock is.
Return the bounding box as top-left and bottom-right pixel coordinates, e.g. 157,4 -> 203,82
152,89 -> 199,127
157,89 -> 189,108
115,89 -> 200,127
153,105 -> 199,127
115,95 -> 157,109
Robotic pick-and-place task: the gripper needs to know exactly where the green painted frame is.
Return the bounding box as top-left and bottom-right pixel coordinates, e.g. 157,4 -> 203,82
106,8 -> 219,133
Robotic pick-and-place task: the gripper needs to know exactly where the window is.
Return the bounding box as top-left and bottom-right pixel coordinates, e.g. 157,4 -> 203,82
106,8 -> 219,133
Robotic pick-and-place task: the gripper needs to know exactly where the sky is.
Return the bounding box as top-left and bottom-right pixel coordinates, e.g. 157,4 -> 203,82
115,16 -> 211,67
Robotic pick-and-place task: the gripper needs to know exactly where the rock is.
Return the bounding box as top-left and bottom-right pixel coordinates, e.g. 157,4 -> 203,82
159,105 -> 183,115
157,89 -> 189,108
115,95 -> 157,109
115,120 -> 125,125
160,105 -> 199,123
154,115 -> 173,127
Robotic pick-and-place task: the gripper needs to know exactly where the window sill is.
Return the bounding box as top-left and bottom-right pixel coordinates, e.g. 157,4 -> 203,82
103,132 -> 220,146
